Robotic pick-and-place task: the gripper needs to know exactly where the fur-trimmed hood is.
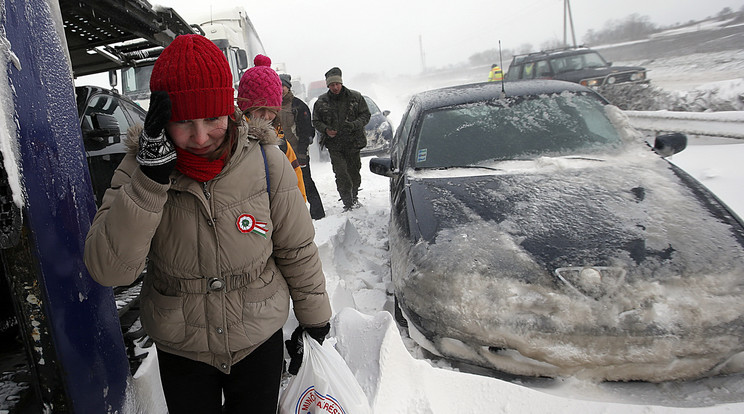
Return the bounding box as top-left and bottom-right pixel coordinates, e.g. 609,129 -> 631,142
125,108 -> 279,155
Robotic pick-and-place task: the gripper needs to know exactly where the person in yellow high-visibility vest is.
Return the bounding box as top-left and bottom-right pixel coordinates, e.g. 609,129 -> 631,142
487,64 -> 504,82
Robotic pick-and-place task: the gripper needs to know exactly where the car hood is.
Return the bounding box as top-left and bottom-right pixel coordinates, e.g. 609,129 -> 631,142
405,153 -> 744,271
365,112 -> 385,131
392,149 -> 744,379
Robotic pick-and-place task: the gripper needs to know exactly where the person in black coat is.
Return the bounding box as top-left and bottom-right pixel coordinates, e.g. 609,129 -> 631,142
279,74 -> 325,219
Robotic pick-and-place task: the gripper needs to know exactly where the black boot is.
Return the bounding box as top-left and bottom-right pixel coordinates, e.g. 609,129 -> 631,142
341,192 -> 354,212
351,187 -> 361,209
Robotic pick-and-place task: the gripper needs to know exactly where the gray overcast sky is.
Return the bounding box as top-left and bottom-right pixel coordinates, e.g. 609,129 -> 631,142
151,0 -> 742,84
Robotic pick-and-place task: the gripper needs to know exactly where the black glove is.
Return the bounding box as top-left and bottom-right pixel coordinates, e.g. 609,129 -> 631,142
297,153 -> 308,168
137,91 -> 176,184
285,323 -> 330,375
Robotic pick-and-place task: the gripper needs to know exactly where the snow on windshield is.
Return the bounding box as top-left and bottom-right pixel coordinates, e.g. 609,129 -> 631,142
413,92 -> 622,169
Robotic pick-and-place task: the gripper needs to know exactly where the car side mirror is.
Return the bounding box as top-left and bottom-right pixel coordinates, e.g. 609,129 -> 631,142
383,110 -> 391,117
369,157 -> 396,178
653,133 -> 687,157
108,69 -> 118,88
83,113 -> 120,151
237,49 -> 248,71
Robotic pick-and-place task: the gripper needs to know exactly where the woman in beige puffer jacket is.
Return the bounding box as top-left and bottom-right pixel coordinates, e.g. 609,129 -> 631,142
84,35 -> 330,414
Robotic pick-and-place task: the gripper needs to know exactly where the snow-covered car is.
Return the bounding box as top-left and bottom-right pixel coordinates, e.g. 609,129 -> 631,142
369,80 -> 744,382
362,95 -> 393,156
504,47 -> 648,88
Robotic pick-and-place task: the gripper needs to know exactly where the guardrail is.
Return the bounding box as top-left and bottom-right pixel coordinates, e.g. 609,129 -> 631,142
625,110 -> 744,139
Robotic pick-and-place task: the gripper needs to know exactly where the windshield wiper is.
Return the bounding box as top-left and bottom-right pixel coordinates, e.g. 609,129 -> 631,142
558,155 -> 606,161
439,165 -> 503,171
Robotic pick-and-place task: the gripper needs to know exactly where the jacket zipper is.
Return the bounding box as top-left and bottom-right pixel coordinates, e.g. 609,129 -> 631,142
200,180 -> 229,359
202,181 -> 211,200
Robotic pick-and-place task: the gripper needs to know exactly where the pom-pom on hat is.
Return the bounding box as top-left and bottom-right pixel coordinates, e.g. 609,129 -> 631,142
150,34 -> 234,122
237,55 -> 283,112
325,67 -> 343,86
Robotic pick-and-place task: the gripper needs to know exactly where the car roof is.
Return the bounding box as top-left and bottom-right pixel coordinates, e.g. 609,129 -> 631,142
410,80 -> 602,112
512,47 -> 597,62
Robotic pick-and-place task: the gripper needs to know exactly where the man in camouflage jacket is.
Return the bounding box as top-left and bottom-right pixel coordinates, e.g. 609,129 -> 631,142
312,67 -> 371,211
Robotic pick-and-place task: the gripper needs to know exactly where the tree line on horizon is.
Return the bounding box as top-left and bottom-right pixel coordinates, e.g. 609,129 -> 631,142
468,6 -> 744,67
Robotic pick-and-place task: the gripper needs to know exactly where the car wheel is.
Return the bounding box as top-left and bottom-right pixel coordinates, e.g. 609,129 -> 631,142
394,296 -> 409,328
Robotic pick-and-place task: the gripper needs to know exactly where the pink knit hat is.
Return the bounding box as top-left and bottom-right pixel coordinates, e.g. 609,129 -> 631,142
237,55 -> 282,112
150,34 -> 234,122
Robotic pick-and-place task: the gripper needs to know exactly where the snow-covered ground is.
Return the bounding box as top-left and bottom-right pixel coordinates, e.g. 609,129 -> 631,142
120,72 -> 744,413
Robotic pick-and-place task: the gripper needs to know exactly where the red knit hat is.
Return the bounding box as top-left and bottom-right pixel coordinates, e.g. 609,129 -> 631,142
237,55 -> 282,112
150,34 -> 235,122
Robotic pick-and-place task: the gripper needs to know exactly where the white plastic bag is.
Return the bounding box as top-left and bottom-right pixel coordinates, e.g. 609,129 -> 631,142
279,332 -> 371,414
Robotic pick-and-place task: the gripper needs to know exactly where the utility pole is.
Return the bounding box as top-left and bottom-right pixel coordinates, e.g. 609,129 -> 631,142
419,34 -> 426,72
564,0 -> 577,47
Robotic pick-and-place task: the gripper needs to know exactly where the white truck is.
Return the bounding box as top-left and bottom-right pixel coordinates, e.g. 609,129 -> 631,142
118,6 -> 265,101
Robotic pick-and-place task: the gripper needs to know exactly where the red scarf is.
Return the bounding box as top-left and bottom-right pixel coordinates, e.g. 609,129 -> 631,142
175,147 -> 227,182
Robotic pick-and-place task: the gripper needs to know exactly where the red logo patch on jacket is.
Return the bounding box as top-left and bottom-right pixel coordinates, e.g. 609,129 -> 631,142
236,214 -> 268,238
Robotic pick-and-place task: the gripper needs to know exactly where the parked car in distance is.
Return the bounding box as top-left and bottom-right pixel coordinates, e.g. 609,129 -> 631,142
362,95 -> 393,155
505,46 -> 648,88
370,79 -> 744,382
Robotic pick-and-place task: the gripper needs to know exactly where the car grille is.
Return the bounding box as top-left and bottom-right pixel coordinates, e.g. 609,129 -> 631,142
581,70 -> 646,86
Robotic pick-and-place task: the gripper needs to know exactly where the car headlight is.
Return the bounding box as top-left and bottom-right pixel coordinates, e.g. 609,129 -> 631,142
582,79 -> 600,87
554,266 -> 627,298
606,76 -> 616,84
630,72 -> 646,81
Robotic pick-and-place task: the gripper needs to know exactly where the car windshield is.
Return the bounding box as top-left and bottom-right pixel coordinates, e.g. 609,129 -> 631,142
413,92 -> 623,169
364,96 -> 381,114
551,51 -> 608,73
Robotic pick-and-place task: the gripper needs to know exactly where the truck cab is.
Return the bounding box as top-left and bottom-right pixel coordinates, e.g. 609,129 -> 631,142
120,7 -> 265,102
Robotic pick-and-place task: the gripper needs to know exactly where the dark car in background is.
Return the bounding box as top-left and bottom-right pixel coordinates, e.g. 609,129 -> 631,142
370,80 -> 744,382
313,95 -> 394,161
505,47 -> 648,88
362,95 -> 393,155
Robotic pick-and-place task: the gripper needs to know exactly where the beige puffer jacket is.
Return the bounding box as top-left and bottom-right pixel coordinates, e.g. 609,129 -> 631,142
84,114 -> 331,373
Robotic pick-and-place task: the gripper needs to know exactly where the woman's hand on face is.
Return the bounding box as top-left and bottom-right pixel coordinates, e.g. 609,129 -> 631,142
137,91 -> 177,183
